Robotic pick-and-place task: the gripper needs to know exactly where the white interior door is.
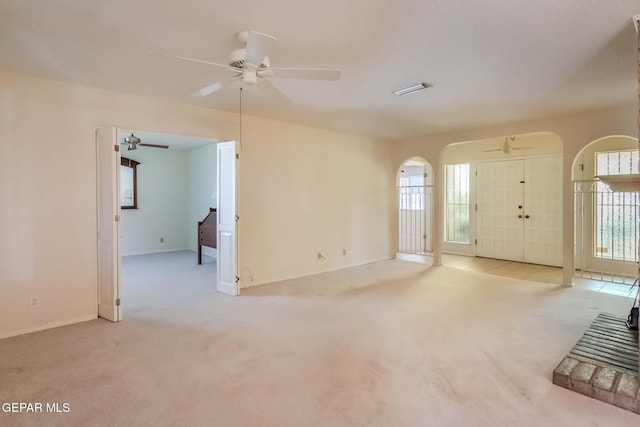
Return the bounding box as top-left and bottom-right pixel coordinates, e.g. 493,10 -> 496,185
96,127 -> 122,321
523,156 -> 563,267
476,160 -> 524,261
216,141 -> 238,296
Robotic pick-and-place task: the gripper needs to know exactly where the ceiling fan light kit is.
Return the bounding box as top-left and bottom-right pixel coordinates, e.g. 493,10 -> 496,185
393,82 -> 432,96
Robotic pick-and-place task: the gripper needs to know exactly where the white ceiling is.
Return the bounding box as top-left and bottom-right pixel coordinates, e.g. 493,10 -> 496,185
0,1 -> 638,141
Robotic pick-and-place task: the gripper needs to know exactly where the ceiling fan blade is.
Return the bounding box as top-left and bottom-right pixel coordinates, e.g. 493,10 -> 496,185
139,143 -> 170,149
148,51 -> 233,70
266,67 -> 341,81
257,78 -> 291,104
191,75 -> 240,97
244,31 -> 276,67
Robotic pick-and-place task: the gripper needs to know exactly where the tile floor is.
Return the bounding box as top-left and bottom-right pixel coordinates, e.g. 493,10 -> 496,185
442,254 -> 638,299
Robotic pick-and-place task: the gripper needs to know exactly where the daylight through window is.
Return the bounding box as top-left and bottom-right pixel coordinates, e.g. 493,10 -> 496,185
445,164 -> 470,243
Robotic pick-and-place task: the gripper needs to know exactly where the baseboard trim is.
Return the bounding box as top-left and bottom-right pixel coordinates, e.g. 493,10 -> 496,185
0,315 -> 97,340
241,256 -> 393,290
217,282 -> 239,296
122,248 -> 191,257
396,253 -> 433,264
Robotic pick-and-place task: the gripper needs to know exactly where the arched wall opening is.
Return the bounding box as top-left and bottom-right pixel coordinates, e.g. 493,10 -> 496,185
440,131 -> 564,267
572,135 -> 639,284
396,157 -> 434,263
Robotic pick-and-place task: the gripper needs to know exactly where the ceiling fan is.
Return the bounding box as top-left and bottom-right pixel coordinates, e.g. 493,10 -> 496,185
122,133 -> 169,151
483,136 -> 533,155
150,31 -> 341,102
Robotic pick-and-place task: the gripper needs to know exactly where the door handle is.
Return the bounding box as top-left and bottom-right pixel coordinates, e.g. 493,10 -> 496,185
525,215 -> 530,219
518,215 -> 523,219
518,205 -> 523,209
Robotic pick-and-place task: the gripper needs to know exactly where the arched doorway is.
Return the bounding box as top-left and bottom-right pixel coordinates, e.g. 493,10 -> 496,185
572,135 -> 639,284
397,157 -> 433,262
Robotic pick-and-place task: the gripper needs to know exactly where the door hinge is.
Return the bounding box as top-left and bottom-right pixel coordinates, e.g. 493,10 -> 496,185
475,239 -> 478,245
235,276 -> 240,284
475,204 -> 477,211
235,153 -> 239,160
114,145 -> 120,152
115,214 -> 121,222
235,215 -> 239,222
423,234 -> 427,240
115,298 -> 121,306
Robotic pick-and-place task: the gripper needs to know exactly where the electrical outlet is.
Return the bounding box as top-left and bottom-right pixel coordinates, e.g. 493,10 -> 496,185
30,296 -> 39,307
160,237 -> 164,243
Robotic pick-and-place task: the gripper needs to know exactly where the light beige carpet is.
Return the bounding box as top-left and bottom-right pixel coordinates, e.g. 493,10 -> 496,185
1,250 -> 638,426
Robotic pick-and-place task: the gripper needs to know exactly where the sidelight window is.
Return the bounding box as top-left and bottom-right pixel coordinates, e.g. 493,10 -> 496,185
445,163 -> 470,243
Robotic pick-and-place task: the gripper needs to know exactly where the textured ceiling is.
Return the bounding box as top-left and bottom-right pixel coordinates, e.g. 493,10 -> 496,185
0,0 -> 638,141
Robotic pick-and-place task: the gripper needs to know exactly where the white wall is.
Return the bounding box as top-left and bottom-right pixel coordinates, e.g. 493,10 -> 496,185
0,69 -> 394,338
237,114 -> 396,287
120,146 -> 189,256
187,143 -> 217,258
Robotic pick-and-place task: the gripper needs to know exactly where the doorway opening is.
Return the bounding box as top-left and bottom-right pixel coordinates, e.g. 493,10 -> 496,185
397,157 -> 433,262
96,127 -> 237,323
572,135 -> 639,285
118,129 -> 219,317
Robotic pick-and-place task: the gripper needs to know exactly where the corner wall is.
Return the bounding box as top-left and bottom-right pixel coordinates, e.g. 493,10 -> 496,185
237,115 -> 396,287
187,143 -> 218,257
120,147 -> 189,255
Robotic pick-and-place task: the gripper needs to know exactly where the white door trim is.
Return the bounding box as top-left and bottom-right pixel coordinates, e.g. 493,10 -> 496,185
96,127 -> 122,322
216,141 -> 239,296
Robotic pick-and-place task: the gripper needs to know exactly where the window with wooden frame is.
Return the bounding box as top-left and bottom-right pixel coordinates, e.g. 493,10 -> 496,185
120,157 -> 140,209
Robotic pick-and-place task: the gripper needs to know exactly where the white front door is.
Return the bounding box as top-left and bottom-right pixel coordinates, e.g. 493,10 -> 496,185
96,127 -> 122,321
216,141 -> 238,296
523,156 -> 563,267
476,160 -> 525,262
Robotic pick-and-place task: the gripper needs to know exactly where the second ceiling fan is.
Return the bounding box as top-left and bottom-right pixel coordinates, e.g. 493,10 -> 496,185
123,133 -> 169,151
151,31 -> 341,103
483,136 -> 533,155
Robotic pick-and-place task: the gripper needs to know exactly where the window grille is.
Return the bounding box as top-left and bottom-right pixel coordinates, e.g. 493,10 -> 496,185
594,150 -> 639,262
445,164 -> 470,243
398,174 -> 432,256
